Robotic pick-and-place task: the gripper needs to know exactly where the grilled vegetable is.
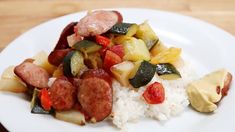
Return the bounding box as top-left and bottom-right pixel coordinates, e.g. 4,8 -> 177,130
40,88 -> 52,111
103,50 -> 122,72
116,37 -> 150,61
67,33 -> 83,47
31,88 -> 52,114
156,63 -> 181,80
52,65 -> 64,77
143,82 -> 165,104
110,61 -> 134,86
150,47 -> 181,64
1,66 -> 17,79
0,79 -> 27,93
109,45 -> 125,59
135,21 -> 159,50
0,66 -> 27,93
55,110 -> 85,125
63,51 -> 86,77
33,51 -> 56,75
95,35 -> 110,47
72,40 -> 102,56
84,52 -> 103,69
150,41 -> 167,56
129,60 -> 156,88
109,23 -> 138,37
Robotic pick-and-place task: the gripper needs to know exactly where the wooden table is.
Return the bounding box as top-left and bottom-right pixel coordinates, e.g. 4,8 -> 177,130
0,0 -> 235,52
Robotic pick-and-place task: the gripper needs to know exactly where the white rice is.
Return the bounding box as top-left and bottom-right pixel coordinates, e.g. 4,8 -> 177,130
111,62 -> 197,129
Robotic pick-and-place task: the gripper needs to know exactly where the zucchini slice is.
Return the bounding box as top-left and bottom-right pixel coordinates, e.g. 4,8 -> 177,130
122,37 -> 150,61
156,63 -> 181,80
72,40 -> 102,55
129,60 -> 156,88
108,23 -> 138,37
63,51 -> 86,77
110,61 -> 134,87
135,21 -> 159,50
55,110 -> 85,125
31,88 -> 52,114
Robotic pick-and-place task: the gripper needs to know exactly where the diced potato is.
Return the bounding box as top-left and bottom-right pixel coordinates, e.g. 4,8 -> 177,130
0,79 -> 27,93
128,60 -> 142,79
121,37 -> 150,61
110,61 -> 134,87
33,51 -> 56,75
150,47 -> 181,64
1,66 -> 17,80
55,110 -> 86,125
67,34 -> 77,47
135,21 -> 159,49
150,41 -> 168,56
126,24 -> 139,37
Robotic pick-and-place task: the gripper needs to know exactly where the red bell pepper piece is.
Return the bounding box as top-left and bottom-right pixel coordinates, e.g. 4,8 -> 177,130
109,45 -> 124,59
143,82 -> 165,104
99,47 -> 108,59
95,35 -> 110,47
40,88 -> 52,111
103,50 -> 122,72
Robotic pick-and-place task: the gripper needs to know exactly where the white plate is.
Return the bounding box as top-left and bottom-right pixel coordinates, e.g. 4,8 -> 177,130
0,8 -> 235,132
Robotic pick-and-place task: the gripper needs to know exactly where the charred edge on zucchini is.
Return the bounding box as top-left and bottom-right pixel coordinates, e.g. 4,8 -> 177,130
31,88 -> 54,114
156,63 -> 181,80
108,23 -> 138,36
63,51 -> 86,77
129,60 -> 156,88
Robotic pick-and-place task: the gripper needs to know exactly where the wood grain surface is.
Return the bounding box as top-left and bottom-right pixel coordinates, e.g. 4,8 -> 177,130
0,0 -> 235,51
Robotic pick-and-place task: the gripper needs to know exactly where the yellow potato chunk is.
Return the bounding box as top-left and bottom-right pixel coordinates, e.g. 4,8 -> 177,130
150,47 -> 181,64
33,51 -> 56,75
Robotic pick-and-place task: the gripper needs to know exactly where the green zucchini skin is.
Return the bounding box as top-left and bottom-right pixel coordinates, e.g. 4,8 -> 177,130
63,51 -> 85,77
156,63 -> 181,79
108,23 -> 134,35
31,88 -> 53,114
63,51 -> 75,77
72,40 -> 101,54
129,60 -> 156,88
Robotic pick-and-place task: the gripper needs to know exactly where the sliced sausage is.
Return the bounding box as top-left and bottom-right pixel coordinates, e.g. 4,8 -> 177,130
78,77 -> 112,122
14,62 -> 49,88
48,48 -> 71,66
49,77 -> 76,111
75,10 -> 119,37
54,22 -> 77,50
81,69 -> 112,86
112,10 -> 123,23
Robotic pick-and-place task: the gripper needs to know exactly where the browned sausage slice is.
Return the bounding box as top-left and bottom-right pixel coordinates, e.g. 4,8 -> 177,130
54,22 -> 77,50
81,69 -> 112,86
14,62 -> 49,88
75,10 -> 119,37
112,10 -> 123,23
48,48 -> 71,66
49,77 -> 76,111
78,77 -> 112,122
